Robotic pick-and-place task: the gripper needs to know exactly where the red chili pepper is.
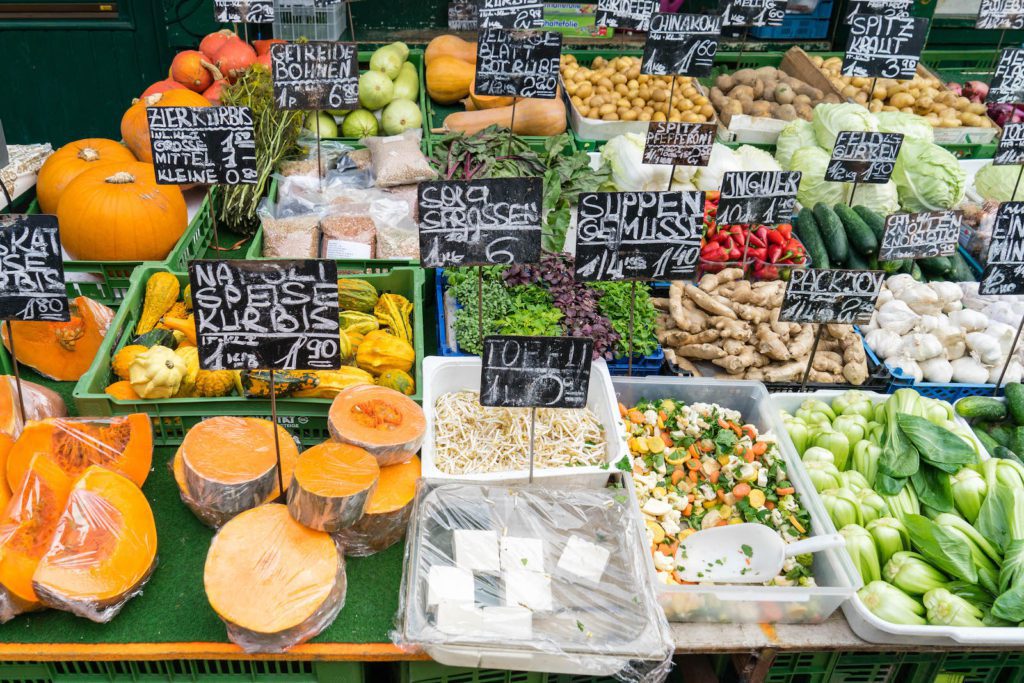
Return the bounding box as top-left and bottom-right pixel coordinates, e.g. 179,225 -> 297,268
748,232 -> 766,248
767,244 -> 783,263
728,247 -> 743,260
777,223 -> 793,240
766,228 -> 785,245
757,264 -> 779,280
747,247 -> 768,261
703,243 -> 726,260
721,236 -> 734,252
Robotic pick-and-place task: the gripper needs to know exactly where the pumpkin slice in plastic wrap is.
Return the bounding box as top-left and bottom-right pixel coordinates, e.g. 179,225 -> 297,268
0,376 -> 66,439
204,503 -> 346,653
174,417 -> 298,528
287,442 -> 379,532
0,433 -> 13,509
6,414 -> 153,492
33,465 -> 157,623
335,454 -> 419,556
328,385 -> 425,466
0,453 -> 73,621
2,296 -> 114,381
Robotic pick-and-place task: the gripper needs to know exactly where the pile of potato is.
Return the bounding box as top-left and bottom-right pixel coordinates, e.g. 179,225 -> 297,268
813,55 -> 994,128
560,54 -> 714,123
709,66 -> 841,122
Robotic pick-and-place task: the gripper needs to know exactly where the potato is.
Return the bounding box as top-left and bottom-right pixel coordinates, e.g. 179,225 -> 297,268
715,74 -> 735,93
730,84 -> 755,101
652,111 -> 667,122
889,92 -> 914,108
752,79 -> 766,100
868,99 -> 883,113
749,101 -> 773,117
854,91 -> 869,104
793,94 -> 811,107
733,68 -> 757,87
796,103 -> 813,120
652,88 -> 668,102
722,99 -> 743,117
775,83 -> 796,104
775,103 -> 798,121
841,84 -> 860,99
700,104 -> 715,118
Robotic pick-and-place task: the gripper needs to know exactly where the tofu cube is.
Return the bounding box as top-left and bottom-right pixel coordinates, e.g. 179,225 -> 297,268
557,536 -> 611,584
435,601 -> 483,634
427,565 -> 475,607
503,569 -> 552,611
500,536 -> 545,572
454,529 -> 500,573
481,606 -> 533,639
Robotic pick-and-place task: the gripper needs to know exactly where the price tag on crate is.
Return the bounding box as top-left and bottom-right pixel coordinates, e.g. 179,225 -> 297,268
475,29 -> 561,98
642,121 -> 715,166
976,0 -> 1024,30
477,0 -> 544,29
825,131 -> 903,184
720,0 -> 787,28
641,13 -> 721,77
187,259 -> 341,371
0,215 -> 68,322
418,177 -> 543,268
981,202 -> 1024,295
147,106 -> 258,186
449,0 -> 479,29
480,335 -> 593,408
879,210 -> 961,261
842,15 -> 928,79
995,123 -> 1024,165
990,50 -> 1024,105
214,0 -> 274,23
574,191 -> 704,281
844,0 -> 912,22
596,0 -> 658,31
717,171 -> 801,225
270,42 -> 359,110
779,269 -> 885,325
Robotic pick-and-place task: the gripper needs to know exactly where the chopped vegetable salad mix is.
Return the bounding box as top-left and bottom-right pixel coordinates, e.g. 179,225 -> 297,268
621,399 -> 814,587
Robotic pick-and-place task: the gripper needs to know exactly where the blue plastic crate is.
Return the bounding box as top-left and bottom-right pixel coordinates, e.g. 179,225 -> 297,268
436,269 -> 664,376
750,0 -> 832,39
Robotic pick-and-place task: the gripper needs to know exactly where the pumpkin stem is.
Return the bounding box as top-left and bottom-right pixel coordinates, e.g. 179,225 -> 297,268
78,147 -> 101,162
200,59 -> 224,82
55,318 -> 85,352
144,93 -> 163,106
105,172 -> 136,185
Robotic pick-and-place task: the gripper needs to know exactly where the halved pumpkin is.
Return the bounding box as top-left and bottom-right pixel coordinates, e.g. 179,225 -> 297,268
0,454 -> 73,621
287,442 -> 379,532
2,297 -> 114,382
177,417 -> 298,528
334,455 -> 419,557
0,434 -> 14,510
33,465 -> 157,623
327,385 -> 425,467
204,503 -> 346,653
6,414 -> 153,494
0,376 -> 66,439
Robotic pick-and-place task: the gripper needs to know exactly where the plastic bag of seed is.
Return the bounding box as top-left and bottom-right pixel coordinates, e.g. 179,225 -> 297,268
361,130 -> 437,188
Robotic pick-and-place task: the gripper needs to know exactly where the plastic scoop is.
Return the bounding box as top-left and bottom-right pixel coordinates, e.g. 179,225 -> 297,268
675,523 -> 844,584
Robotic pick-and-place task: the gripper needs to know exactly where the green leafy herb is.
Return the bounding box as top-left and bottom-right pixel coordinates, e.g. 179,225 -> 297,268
614,455 -> 632,472
741,544 -> 753,558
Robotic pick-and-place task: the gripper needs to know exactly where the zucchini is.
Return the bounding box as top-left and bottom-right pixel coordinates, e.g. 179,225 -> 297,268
918,256 -> 953,276
813,203 -> 849,265
1006,382 -> 1024,425
950,251 -> 978,282
955,395 -> 1008,422
853,205 -> 886,241
795,208 -> 830,269
835,203 -> 878,256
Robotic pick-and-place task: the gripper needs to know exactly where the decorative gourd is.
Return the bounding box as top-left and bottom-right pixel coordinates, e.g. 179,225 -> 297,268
374,293 -> 414,343
137,272 -> 181,334
292,368 -> 375,398
2,297 -> 114,381
425,35 -> 477,66
356,330 -> 415,376
339,311 -> 379,336
36,139 -> 136,214
241,370 -> 319,398
0,376 -> 66,439
6,414 -> 153,491
175,346 -> 200,397
120,90 -> 211,162
112,345 -> 148,381
163,302 -> 188,321
33,466 -> 157,623
183,284 -> 192,310
171,49 -> 221,92
338,329 -> 354,362
427,55 -> 476,105
328,385 -> 426,467
131,328 -> 178,349
161,316 -> 196,346
332,455 -> 420,557
377,369 -> 415,396
130,345 -> 186,399
287,442 -> 379,532
468,77 -> 516,110
337,279 -> 379,313
58,162 -> 188,262
443,95 -> 567,136
105,381 -> 141,401
346,331 -> 366,349
194,370 -> 238,397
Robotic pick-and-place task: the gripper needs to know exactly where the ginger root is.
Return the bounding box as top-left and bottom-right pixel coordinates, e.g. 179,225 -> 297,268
684,283 -> 737,319
677,343 -> 726,360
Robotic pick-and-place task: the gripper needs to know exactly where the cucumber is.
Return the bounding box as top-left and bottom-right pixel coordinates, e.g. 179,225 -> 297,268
950,251 -> 978,282
882,258 -> 905,274
795,208 -> 830,269
918,256 -> 953,276
1005,382 -> 1024,425
956,395 -> 1008,422
976,428 -> 1004,455
1013,426 -> 1024,459
994,445 -> 1024,465
989,424 -> 1014,447
834,204 -> 878,256
846,248 -> 870,270
853,205 -> 886,242
814,203 -> 849,265
910,262 -> 924,281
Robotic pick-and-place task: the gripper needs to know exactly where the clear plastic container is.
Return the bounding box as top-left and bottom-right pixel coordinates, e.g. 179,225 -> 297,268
611,377 -> 857,624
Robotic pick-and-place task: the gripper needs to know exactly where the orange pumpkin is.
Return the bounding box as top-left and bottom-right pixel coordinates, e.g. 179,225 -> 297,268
120,90 -> 210,162
200,29 -> 237,61
57,162 -> 187,261
2,296 -> 114,382
35,139 -> 136,214
140,79 -> 188,98
171,50 -> 221,92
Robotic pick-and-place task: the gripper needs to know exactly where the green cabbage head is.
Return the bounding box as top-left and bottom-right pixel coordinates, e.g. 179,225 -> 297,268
975,162 -> 1024,202
812,103 -> 878,150
892,139 -> 966,212
875,111 -> 934,143
790,146 -> 849,207
775,118 -> 819,169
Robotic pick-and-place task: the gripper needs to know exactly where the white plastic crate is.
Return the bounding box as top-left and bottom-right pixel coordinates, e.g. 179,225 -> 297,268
273,0 -> 348,41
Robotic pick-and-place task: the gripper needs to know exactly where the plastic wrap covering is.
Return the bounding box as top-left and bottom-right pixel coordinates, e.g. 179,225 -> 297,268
0,376 -> 66,438
334,455 -> 420,557
328,385 -> 426,467
33,466 -> 157,623
287,442 -> 379,532
393,481 -> 674,682
204,504 -> 347,653
173,417 -> 298,528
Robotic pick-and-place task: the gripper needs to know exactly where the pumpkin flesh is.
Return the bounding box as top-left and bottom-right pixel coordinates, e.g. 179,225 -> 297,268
333,455 -> 419,557
328,385 -> 425,467
2,297 -> 113,381
287,442 -> 379,532
0,376 -> 67,438
36,139 -> 136,214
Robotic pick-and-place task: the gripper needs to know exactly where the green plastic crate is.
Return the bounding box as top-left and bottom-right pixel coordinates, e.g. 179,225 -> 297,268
764,652 -> 839,683
401,662 -> 544,683
0,659 -> 364,682
72,262 -> 426,446
901,652 -> 1024,683
164,187 -> 220,273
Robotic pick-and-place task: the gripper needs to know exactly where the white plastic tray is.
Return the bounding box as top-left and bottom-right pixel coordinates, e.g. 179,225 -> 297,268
420,355 -> 626,487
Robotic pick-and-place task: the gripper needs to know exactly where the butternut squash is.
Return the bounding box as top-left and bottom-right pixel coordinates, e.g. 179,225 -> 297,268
287,441 -> 379,532
427,55 -> 475,105
469,77 -> 516,110
425,35 -> 477,66
443,96 -> 567,136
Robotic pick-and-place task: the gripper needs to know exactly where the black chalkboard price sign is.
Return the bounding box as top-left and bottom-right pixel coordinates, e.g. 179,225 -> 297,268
449,0 -> 479,29
214,0 -> 274,23
642,121 -> 715,167
641,13 -> 721,77
418,177 -> 543,268
477,0 -> 544,29
596,0 -> 658,30
270,42 -> 359,111
845,0 -> 912,22
842,15 -> 928,79
981,202 -> 1024,295
475,29 -> 561,99
480,335 -> 594,409
995,123 -> 1024,166
779,268 -> 885,325
879,210 -> 961,261
718,171 -> 801,226
988,49 -> 1024,105
187,260 -> 341,371
148,106 -> 258,186
0,215 -> 68,322
976,0 -> 1024,29
824,131 -> 903,184
721,0 -> 787,28
574,191 -> 705,281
